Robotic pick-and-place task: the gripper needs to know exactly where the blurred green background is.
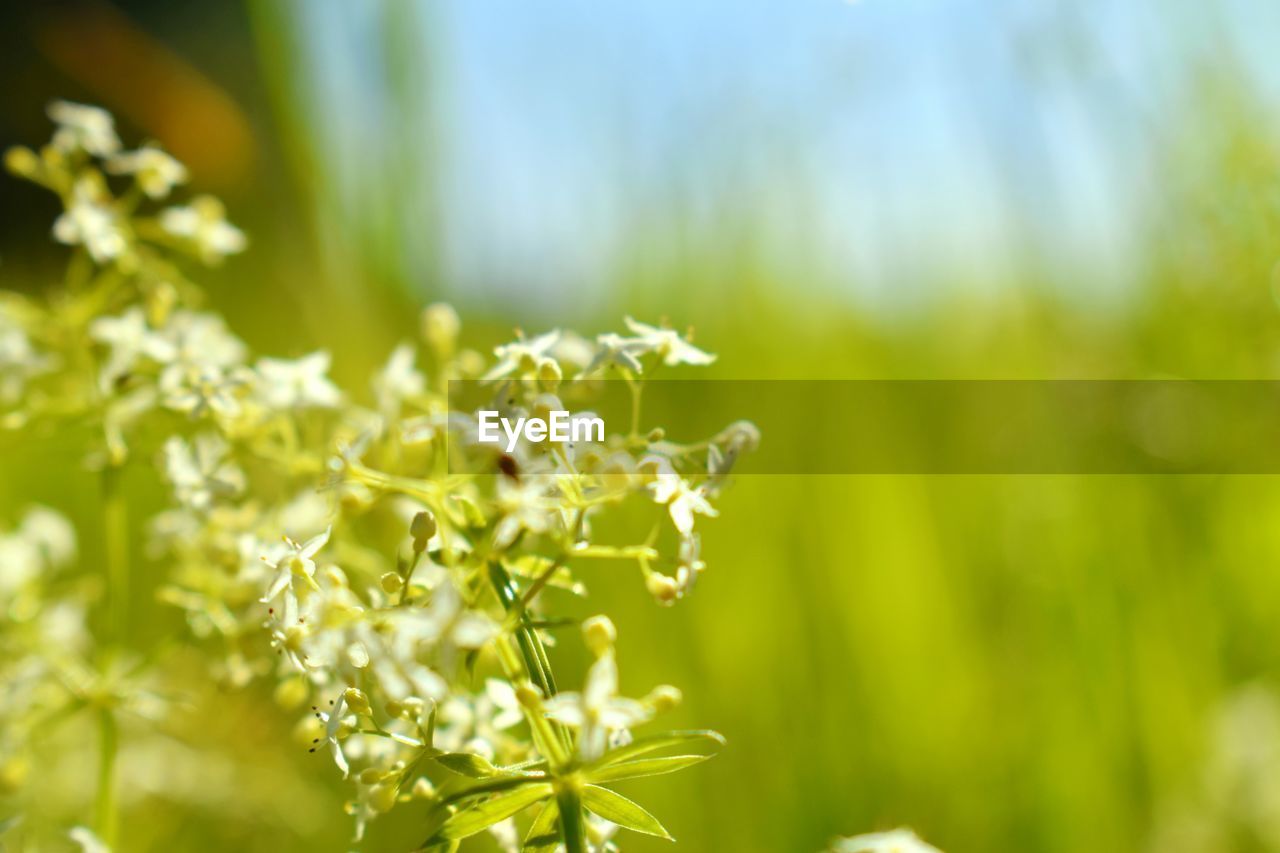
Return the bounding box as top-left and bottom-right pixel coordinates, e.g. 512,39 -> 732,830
6,1 -> 1280,850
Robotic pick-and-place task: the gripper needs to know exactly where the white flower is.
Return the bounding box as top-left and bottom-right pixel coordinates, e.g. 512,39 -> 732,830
544,651 -> 652,761
492,476 -> 558,549
483,330 -> 561,382
90,307 -> 176,387
270,621 -> 311,671
160,195 -> 246,263
261,527 -> 330,606
419,577 -> 498,651
53,178 -> 127,263
0,506 -> 78,595
483,678 -> 525,731
584,331 -> 644,375
107,145 -> 187,199
586,812 -> 620,850
831,829 -> 943,853
161,310 -> 247,368
163,433 -> 245,511
647,465 -> 718,535
0,533 -> 41,595
48,100 -> 120,157
674,532 -> 705,596
488,817 -> 520,853
256,351 -> 341,410
622,317 -> 715,367
68,825 -> 112,853
160,362 -> 249,419
19,505 -> 77,568
0,309 -> 51,402
373,343 -> 425,415
314,691 -> 352,778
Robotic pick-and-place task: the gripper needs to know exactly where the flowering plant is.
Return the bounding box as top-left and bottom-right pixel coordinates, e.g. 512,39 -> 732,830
1,102 -> 762,851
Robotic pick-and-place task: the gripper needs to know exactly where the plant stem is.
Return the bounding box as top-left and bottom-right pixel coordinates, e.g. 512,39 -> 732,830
102,464 -> 129,641
99,464 -> 128,845
95,709 -> 119,848
556,788 -> 587,853
397,551 -> 422,605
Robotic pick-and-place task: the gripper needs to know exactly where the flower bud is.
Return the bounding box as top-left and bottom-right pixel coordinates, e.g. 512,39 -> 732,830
294,714 -> 325,747
145,281 -> 178,327
599,452 -> 636,492
0,755 -> 30,795
421,303 -> 460,354
582,615 -> 617,657
339,481 -> 375,513
646,572 -> 679,605
4,146 -> 39,179
359,767 -> 388,785
273,675 -> 309,710
380,572 -> 404,594
647,684 -> 683,713
411,777 -> 437,800
515,682 -> 543,709
719,419 -> 761,453
369,782 -> 398,813
410,510 -> 437,552
537,357 -> 562,390
531,393 -> 564,425
463,737 -> 496,762
456,349 -> 486,378
343,687 -> 372,717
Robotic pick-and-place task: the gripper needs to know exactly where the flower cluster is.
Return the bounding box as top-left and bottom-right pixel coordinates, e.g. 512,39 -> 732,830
1,102 -> 759,851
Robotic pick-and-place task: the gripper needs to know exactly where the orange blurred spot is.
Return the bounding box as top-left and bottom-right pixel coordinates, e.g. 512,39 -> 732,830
35,0 -> 256,189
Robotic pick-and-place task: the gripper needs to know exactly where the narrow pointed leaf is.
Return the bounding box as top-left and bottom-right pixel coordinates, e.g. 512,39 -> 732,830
435,751 -> 505,779
587,753 -> 713,784
522,799 -> 560,852
434,774 -> 546,811
428,782 -> 553,843
590,729 -> 725,769
581,785 -> 673,841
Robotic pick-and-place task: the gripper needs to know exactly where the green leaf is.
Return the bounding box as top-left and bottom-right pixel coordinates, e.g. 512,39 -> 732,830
433,774 -> 547,812
435,751 -> 505,779
590,729 -> 725,769
522,799 -> 560,852
587,753 -> 713,784
581,785 -> 673,841
427,782 -> 553,843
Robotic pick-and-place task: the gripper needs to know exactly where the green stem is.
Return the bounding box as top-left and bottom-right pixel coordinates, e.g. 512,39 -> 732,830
95,710 -> 119,848
556,787 -> 587,853
102,464 -> 129,641
397,551 -> 422,605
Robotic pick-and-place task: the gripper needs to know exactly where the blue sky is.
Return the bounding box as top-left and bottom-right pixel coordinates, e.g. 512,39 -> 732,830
289,0 -> 1280,315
